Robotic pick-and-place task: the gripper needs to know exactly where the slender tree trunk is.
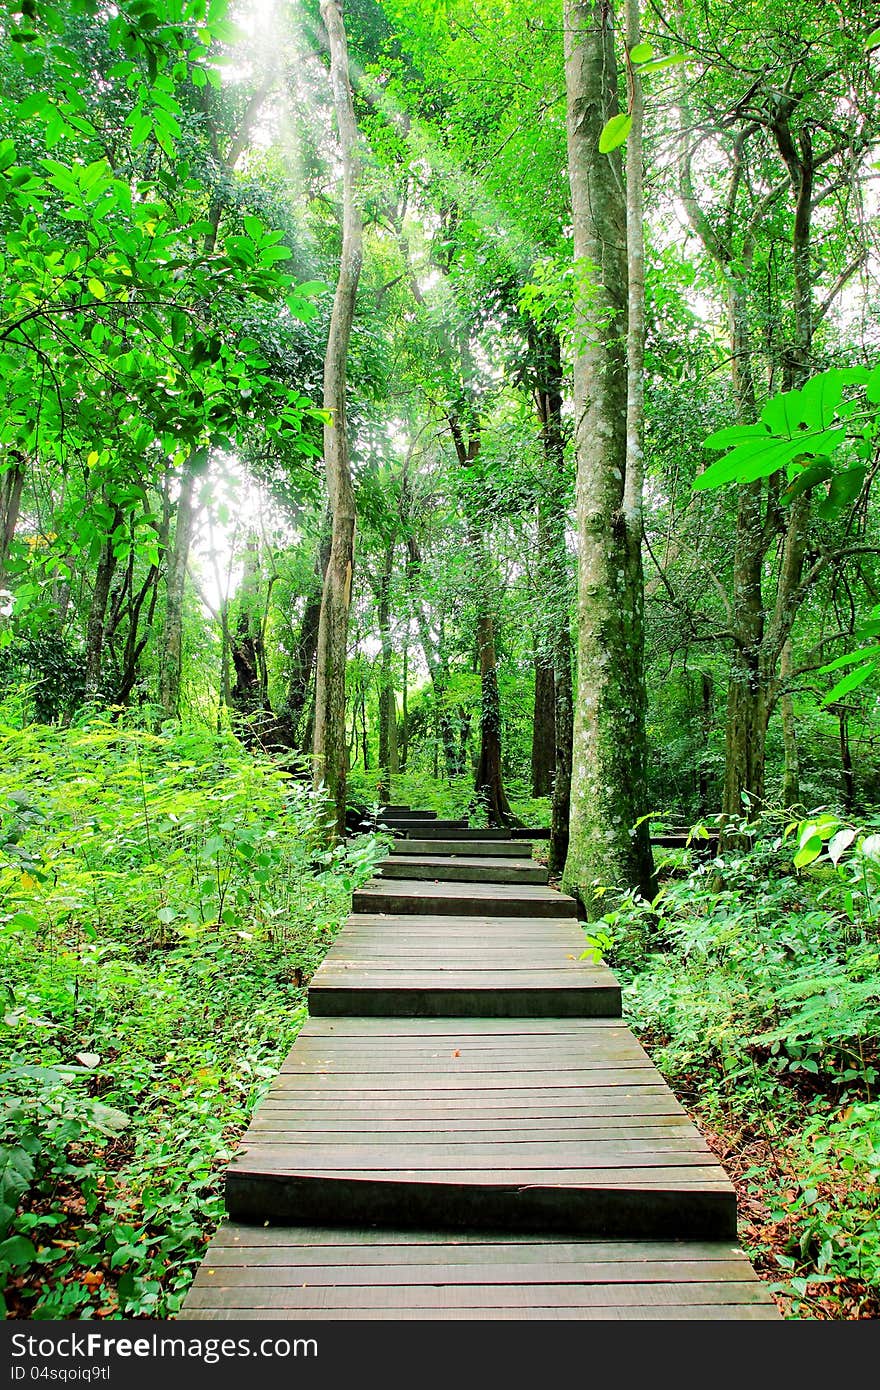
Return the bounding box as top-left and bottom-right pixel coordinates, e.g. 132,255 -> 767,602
474,609 -> 513,825
85,504 -> 123,698
449,412 -> 514,823
284,531 -> 330,743
313,0 -> 363,837
400,634 -> 409,769
561,0 -> 655,913
0,457 -> 24,583
377,542 -> 399,790
780,637 -> 801,809
838,707 -> 854,812
698,670 -> 713,811
531,656 -> 556,797
532,327 -> 574,872
159,464 -> 198,719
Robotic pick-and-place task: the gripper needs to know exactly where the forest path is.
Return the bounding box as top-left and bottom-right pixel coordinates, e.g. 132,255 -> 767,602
181,807 -> 778,1320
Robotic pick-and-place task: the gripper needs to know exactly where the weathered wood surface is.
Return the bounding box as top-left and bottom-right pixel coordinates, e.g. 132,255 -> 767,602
378,854 -> 549,885
184,1227 -> 776,1320
352,879 -> 576,917
181,804 -> 779,1321
308,909 -> 619,1018
224,1018 -> 737,1237
391,837 -> 527,857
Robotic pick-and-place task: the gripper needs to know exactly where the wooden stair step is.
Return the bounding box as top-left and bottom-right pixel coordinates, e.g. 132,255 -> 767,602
378,817 -> 468,831
183,1226 -> 779,1320
309,912 -> 620,1016
390,838 -> 524,857
352,879 -> 575,918
224,1019 -> 737,1240
397,825 -> 510,840
377,855 -> 549,886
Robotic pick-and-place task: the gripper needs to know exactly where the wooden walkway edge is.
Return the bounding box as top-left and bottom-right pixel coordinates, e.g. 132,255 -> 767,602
182,807 -> 779,1321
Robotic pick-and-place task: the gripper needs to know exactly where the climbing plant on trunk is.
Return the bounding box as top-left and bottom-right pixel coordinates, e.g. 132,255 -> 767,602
312,0 -> 363,837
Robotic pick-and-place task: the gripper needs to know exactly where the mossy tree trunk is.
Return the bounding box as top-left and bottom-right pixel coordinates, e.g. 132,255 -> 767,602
312,0 -> 363,838
561,0 -> 655,913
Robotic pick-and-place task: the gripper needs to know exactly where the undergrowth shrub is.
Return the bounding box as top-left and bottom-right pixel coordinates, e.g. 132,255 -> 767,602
0,717 -> 388,1318
596,816 -> 880,1316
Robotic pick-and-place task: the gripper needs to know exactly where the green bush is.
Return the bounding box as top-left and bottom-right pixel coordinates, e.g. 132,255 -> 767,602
0,718 -> 387,1318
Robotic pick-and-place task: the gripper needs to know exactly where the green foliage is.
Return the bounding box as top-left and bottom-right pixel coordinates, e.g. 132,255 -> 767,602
600,821 -> 880,1315
695,365 -> 878,495
0,717 -> 386,1318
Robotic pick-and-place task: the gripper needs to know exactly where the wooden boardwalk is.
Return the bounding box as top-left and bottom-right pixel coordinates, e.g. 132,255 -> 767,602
183,806 -> 778,1321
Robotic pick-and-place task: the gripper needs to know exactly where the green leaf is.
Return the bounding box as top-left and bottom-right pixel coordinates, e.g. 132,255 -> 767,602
242,214 -> 265,242
866,362 -> 880,405
761,389 -> 806,437
0,1235 -> 36,1268
821,661 -> 875,706
782,459 -> 833,501
828,827 -> 857,866
598,113 -> 632,154
702,424 -> 768,449
87,278 -> 105,300
794,836 -> 823,869
864,27 -> 880,49
630,42 -> 654,63
817,465 -> 867,519
637,54 -> 688,74
693,436 -> 802,490
818,645 -> 880,674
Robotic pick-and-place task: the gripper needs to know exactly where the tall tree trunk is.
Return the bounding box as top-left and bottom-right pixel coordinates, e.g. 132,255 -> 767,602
377,541 -> 399,791
312,0 -> 363,838
284,531 -> 330,743
532,327 -> 574,873
85,504 -> 123,699
780,637 -> 801,809
561,0 -> 655,913
159,463 -> 198,719
229,533 -> 274,744
474,608 -> 512,825
838,706 -> 854,812
531,655 -> 555,797
451,416 -> 513,826
400,632 -> 409,770
0,456 -> 24,583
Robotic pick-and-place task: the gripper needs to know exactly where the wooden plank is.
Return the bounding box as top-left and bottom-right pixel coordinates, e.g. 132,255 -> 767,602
377,856 -> 549,885
225,1170 -> 736,1238
185,1282 -> 767,1309
309,986 -> 623,1019
180,809 -> 775,1321
190,1259 -> 748,1286
302,1016 -> 629,1034
391,839 -> 525,857
209,1227 -> 745,1256
186,1305 -> 781,1320
352,880 -> 575,917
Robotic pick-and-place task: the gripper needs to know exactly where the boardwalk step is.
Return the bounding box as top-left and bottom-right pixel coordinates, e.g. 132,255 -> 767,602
224,1019 -> 737,1240
390,838 -> 524,858
184,1226 -> 779,1320
182,799 -> 777,1321
352,879 -> 575,918
377,855 -> 549,886
397,825 -> 509,840
308,912 -> 619,1019
378,817 -> 467,832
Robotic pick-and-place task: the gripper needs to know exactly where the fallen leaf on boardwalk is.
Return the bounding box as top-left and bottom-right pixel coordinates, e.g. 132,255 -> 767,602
452,1049 -> 461,1058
